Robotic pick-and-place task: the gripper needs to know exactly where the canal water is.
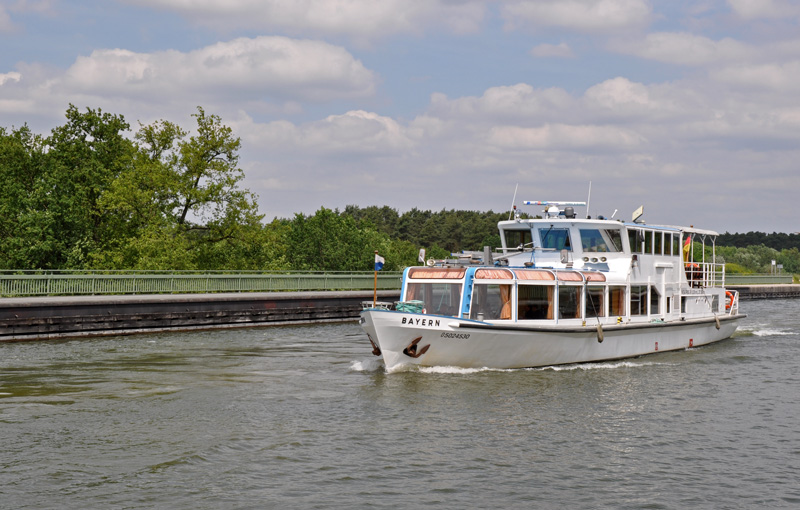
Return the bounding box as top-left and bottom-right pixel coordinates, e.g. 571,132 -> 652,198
1,299 -> 798,509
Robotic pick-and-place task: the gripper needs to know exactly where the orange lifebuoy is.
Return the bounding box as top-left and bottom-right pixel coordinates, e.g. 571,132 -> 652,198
725,291 -> 734,310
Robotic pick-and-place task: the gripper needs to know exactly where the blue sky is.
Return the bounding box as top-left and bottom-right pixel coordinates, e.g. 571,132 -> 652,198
2,0 -> 799,233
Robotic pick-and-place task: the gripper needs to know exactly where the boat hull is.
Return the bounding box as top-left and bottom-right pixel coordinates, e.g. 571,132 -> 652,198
360,310 -> 744,371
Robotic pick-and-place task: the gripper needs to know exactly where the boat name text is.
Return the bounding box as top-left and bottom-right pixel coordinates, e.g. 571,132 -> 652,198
401,317 -> 441,327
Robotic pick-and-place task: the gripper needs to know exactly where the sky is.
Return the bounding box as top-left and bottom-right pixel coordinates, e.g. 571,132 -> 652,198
1,0 -> 799,234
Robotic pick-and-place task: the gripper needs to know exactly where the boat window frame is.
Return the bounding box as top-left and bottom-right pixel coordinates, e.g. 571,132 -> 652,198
654,231 -> 663,256
630,285 -> 648,316
649,286 -> 661,316
517,281 -> 555,320
404,280 -> 464,318
585,285 -> 607,318
539,227 -> 573,252
610,285 -> 626,316
557,283 -> 582,320
503,227 -> 533,251
469,276 -> 513,321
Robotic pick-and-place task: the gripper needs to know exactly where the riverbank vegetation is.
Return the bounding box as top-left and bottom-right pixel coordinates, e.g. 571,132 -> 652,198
1,106 -> 798,275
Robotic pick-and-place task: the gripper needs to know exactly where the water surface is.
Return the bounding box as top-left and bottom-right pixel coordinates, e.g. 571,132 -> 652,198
1,300 -> 799,509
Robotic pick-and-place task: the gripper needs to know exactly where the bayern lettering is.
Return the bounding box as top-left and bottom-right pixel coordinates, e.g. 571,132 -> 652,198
400,317 -> 441,328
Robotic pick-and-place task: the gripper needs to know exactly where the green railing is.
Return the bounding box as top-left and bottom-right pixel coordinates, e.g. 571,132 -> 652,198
0,271 -> 403,297
725,274 -> 794,285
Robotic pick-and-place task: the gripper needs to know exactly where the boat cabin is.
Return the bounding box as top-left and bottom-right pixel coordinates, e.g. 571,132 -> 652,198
398,212 -> 731,324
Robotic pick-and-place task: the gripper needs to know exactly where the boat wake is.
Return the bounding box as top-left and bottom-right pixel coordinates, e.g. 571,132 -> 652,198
735,326 -> 795,337
369,360 -> 664,375
349,359 -> 384,372
535,360 -> 663,371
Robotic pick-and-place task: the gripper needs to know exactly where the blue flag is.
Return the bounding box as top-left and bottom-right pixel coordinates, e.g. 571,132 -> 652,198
374,253 -> 385,271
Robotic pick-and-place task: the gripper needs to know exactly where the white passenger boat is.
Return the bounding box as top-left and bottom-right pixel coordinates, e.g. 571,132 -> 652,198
360,201 -> 745,371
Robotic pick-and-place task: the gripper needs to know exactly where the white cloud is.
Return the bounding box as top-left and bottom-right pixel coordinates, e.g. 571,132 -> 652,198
62,36 -> 376,102
428,84 -> 575,123
502,0 -> 651,33
530,43 -> 575,58
488,124 -> 645,151
0,36 -> 377,121
236,110 -> 413,155
614,32 -> 757,66
0,7 -> 13,33
124,0 -> 486,40
727,0 -> 800,20
0,71 -> 21,85
710,60 -> 800,92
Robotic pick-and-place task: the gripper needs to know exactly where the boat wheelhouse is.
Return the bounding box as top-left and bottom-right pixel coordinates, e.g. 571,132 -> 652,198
360,201 -> 744,371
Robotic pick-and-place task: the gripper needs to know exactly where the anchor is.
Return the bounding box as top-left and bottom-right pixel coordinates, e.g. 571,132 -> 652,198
367,334 -> 381,356
402,336 -> 430,358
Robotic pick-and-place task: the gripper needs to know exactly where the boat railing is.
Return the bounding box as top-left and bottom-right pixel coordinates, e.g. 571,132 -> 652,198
685,261 -> 726,288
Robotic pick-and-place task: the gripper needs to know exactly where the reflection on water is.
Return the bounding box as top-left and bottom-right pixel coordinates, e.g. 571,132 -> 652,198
2,301 -> 800,509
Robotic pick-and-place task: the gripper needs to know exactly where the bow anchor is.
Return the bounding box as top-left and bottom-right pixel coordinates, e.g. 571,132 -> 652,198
403,336 -> 430,358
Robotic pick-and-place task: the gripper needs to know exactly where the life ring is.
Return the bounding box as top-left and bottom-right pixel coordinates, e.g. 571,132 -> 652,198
725,291 -> 734,310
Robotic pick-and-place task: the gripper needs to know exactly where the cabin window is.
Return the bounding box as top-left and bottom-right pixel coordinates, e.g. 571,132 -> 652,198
518,284 -> 554,320
558,286 -> 581,319
504,228 -> 532,250
628,229 -> 644,254
406,282 -> 462,317
644,231 -> 654,255
630,285 -> 648,316
610,286 -> 626,316
654,232 -> 663,256
539,228 -> 572,252
470,284 -> 512,321
650,287 -> 661,315
672,234 -> 680,256
586,286 -> 606,318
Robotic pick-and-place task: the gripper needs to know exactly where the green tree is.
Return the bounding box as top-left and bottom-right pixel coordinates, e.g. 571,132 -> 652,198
0,125 -> 49,268
92,107 -> 269,270
19,105 -> 136,269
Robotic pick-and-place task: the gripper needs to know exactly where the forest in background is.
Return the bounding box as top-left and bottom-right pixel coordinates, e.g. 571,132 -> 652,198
1,106 -> 798,275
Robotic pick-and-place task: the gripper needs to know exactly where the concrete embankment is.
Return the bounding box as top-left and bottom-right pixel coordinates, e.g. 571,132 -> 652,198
1,284 -> 796,342
0,290 -> 401,342
728,284 -> 800,300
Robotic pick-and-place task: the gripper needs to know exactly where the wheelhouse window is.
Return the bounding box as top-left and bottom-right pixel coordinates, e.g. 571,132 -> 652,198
654,231 -> 663,255
539,228 -> 572,251
580,229 -> 622,252
672,233 -> 680,256
628,229 -> 644,254
504,228 -> 532,250
644,230 -> 654,254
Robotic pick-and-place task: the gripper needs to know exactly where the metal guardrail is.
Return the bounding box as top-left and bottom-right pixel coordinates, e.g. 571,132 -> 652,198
0,271 -> 403,297
725,274 -> 794,285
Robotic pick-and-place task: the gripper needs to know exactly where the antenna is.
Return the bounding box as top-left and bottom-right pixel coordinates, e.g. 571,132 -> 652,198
632,205 -> 644,223
586,181 -> 592,219
610,209 -> 618,219
508,183 -> 519,220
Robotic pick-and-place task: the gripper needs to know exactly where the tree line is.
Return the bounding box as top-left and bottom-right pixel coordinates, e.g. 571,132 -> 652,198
1,106 -> 797,275
0,106 -> 510,272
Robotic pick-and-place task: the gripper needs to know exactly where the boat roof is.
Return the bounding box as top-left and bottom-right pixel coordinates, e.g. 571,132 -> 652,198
498,217 -> 718,236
